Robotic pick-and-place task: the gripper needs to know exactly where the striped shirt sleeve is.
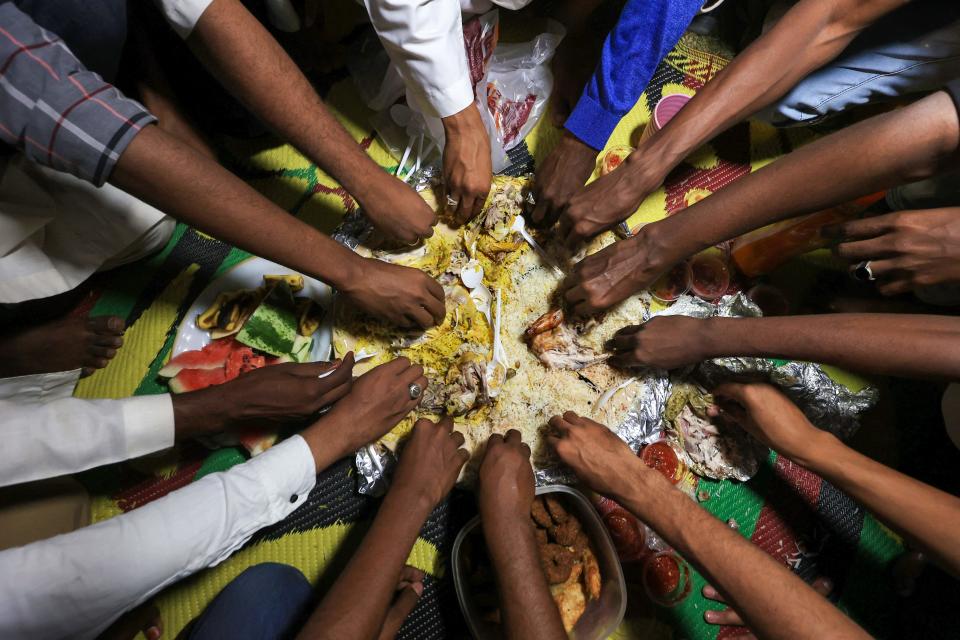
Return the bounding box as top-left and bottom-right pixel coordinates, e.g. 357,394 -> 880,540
0,2 -> 156,186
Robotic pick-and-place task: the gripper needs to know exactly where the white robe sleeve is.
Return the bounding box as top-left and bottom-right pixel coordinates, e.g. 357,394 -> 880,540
0,371 -> 174,488
362,0 -> 475,118
0,435 -> 318,640
153,0 -> 216,38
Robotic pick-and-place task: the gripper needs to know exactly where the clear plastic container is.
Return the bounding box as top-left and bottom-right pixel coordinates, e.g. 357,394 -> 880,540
452,485 -> 628,639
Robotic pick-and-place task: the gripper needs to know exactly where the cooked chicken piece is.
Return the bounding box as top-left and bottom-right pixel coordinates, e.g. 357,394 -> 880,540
534,527 -> 549,545
550,519 -> 581,547
444,352 -> 490,416
582,547 -> 602,601
531,497 -> 553,529
539,543 -> 576,585
544,495 -> 570,523
525,309 -> 608,370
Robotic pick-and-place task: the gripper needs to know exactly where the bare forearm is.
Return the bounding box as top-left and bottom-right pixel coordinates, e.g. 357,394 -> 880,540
797,431 -> 960,577
189,0 -> 381,197
617,464 -> 868,640
482,515 -> 567,640
701,314 -> 960,380
111,125 -> 358,289
297,488 -> 431,640
648,91 -> 960,263
638,0 -> 906,179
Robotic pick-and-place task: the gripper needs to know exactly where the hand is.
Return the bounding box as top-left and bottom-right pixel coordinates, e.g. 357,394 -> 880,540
832,207 -> 960,296
173,355 -> 355,438
530,132 -> 597,227
359,173 -> 437,245
557,152 -> 663,247
340,257 -> 446,329
478,430 -> 535,525
712,382 -> 823,464
442,103 -> 492,225
608,317 -> 713,369
547,412 -> 643,499
318,357 -> 429,454
702,577 -> 833,639
562,227 -> 672,316
392,417 -> 469,511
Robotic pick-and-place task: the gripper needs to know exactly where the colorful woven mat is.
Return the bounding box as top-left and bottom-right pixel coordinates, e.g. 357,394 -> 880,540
73,34 -> 908,639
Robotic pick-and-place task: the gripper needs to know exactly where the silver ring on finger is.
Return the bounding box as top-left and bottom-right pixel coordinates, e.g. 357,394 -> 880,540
446,195 -> 458,209
854,260 -> 876,282
408,382 -> 423,400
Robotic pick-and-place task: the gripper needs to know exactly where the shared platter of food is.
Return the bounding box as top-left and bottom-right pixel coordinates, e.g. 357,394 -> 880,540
334,176 -> 653,480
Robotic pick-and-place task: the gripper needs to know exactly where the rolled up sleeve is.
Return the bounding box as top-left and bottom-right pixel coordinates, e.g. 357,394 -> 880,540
153,0 -> 216,39
363,0 -> 475,118
0,3 -> 156,185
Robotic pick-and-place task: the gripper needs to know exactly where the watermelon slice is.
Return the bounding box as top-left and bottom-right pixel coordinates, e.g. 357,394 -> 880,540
168,367 -> 228,393
224,346 -> 267,381
236,282 -> 299,357
159,338 -> 238,378
238,428 -> 280,456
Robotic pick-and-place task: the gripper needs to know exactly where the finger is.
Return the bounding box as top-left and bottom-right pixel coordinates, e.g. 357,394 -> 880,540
608,355 -> 639,370
531,194 -> 549,225
712,382 -> 748,404
834,236 -> 896,261
704,607 -> 746,626
421,291 -> 446,326
436,415 -> 455,432
90,345 -> 118,360
400,565 -> 426,584
451,430 -> 466,448
562,410 -> 582,424
377,584 -> 423,640
876,275 -> 914,297
613,324 -> 643,338
547,414 -> 571,435
829,212 -> 898,240
546,434 -> 562,453
455,194 -> 475,226
857,257 -> 900,279
408,305 -> 434,330
487,432 -> 505,449
407,375 -> 429,408
399,363 -> 425,385
702,584 -> 727,603
607,332 -> 640,352
425,276 -> 445,304
504,429 -> 523,446
315,377 -> 353,408
471,189 -> 487,221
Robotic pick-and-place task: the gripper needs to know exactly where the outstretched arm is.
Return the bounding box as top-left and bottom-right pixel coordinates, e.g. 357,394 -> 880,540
563,89 -> 960,315
715,382 -> 960,577
549,413 -> 871,640
478,432 -> 567,640
553,0 -> 908,242
609,313 -> 960,380
186,0 -> 437,243
296,418 -> 468,640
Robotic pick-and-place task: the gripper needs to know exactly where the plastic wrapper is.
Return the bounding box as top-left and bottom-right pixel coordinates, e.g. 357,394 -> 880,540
477,22 -> 563,172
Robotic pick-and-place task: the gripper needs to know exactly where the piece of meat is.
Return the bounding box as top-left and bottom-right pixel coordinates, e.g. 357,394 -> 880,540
525,309 -> 608,370
534,527 -> 549,545
582,547 -> 601,601
539,543 -> 576,585
550,519 -> 581,547
544,495 -> 570,523
550,580 -> 586,633
531,497 -> 553,529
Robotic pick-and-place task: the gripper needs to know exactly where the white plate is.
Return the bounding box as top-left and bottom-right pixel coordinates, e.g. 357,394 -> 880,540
172,256 -> 334,362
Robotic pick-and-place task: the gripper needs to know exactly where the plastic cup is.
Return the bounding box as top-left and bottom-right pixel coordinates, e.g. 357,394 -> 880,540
639,93 -> 692,144
689,252 -> 731,301
650,262 -> 692,303
598,145 -> 635,176
640,441 -> 684,485
642,551 -> 692,607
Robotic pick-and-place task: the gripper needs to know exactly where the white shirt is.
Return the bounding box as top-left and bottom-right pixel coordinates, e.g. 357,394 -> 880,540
0,435 -> 317,640
363,0 -> 532,118
155,0 -> 216,38
0,370 -> 175,487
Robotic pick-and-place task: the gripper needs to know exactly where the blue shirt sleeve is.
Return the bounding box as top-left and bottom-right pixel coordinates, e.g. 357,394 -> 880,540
564,0 -> 703,151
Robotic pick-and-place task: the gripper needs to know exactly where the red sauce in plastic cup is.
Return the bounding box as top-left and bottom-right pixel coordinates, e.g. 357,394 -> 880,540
643,551 -> 692,607
640,441 -> 683,484
689,253 -> 731,301
602,506 -> 648,562
651,262 -> 692,303
599,145 -> 635,176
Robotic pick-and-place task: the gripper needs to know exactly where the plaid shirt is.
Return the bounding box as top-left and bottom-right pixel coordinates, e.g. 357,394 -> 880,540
0,2 -> 156,186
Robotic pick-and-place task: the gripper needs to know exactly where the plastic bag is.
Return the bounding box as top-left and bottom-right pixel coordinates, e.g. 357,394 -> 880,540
476,22 -> 563,172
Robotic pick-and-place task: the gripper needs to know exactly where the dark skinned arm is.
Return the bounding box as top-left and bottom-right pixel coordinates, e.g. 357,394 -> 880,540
110,124 -> 445,328
556,0 -> 908,243
716,382 -> 960,577
478,431 -> 567,640
549,413 -> 871,640
609,313 -> 960,380
564,90 -> 960,316
186,0 -> 437,244
296,418 -> 468,640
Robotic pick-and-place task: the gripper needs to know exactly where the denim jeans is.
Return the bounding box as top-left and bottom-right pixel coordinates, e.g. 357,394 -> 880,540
186,563 -> 315,640
760,1 -> 960,126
